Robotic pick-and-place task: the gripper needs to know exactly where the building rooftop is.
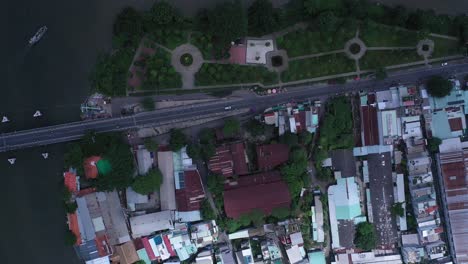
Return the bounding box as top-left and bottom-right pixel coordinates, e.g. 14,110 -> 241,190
367,152 -> 399,248
130,210 -> 174,238
83,156 -> 101,179
175,169 -> 205,212
308,251 -> 326,264
64,171 -> 78,193
136,148 -> 153,175
115,241 -> 139,264
224,178 -> 291,218
158,151 -> 177,211
256,143 -> 289,170
331,149 -> 356,178
208,142 -> 249,177
360,94 -> 380,146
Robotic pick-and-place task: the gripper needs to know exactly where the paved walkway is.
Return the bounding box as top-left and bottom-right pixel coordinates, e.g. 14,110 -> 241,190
367,46 -> 416,51
289,49 -> 345,61
171,44 -> 204,89
262,22 -> 308,39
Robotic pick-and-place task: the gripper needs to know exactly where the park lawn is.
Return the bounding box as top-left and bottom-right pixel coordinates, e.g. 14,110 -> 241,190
276,23 -> 357,57
281,53 -> 356,82
195,63 -> 278,86
359,50 -> 423,70
147,29 -> 189,50
191,32 -> 215,60
139,48 -> 182,90
430,37 -> 463,58
360,22 -> 420,47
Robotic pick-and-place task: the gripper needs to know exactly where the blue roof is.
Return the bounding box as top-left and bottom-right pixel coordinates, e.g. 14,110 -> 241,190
308,251 -> 326,264
429,87 -> 468,112
333,178 -> 361,220
431,111 -> 452,139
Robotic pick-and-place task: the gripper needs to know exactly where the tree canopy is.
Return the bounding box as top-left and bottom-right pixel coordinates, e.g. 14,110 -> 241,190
143,138 -> 158,152
375,66 -> 387,80
317,11 -> 340,33
148,1 -> 179,27
304,0 -> 344,16
354,222 -> 377,251
65,229 -> 77,246
200,199 -> 217,220
113,7 -> 144,41
223,118 -> 241,138
427,137 -> 442,153
132,168 -> 163,195
280,131 -> 299,147
391,202 -> 405,217
426,76 -> 452,97
281,148 -> 309,198
205,1 -> 247,57
248,0 -> 279,36
169,129 -> 187,151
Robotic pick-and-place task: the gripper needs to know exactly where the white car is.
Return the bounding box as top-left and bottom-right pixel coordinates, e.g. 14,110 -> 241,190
224,106 -> 232,110
441,62 -> 448,66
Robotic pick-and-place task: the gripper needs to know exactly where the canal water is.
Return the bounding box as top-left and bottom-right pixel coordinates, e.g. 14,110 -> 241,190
2,0 -> 467,263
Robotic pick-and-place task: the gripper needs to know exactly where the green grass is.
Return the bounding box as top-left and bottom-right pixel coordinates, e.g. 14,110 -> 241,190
281,53 -> 356,82
430,37 -> 463,58
360,50 -> 422,70
147,29 -> 188,50
276,23 -> 357,57
195,63 -> 278,86
191,32 -> 215,60
360,22 -> 420,47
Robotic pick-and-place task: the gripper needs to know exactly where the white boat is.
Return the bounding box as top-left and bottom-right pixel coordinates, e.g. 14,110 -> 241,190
42,153 -> 49,159
8,158 -> 16,165
1,116 -> 9,123
33,110 -> 42,117
29,26 -> 48,45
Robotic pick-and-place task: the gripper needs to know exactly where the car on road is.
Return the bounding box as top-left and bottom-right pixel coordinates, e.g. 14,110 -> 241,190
442,62 -> 448,66
224,106 -> 232,110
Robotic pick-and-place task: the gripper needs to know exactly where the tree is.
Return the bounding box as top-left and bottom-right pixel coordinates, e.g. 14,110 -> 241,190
148,1 -> 177,26
200,199 -> 217,220
64,201 -> 78,213
223,118 -> 241,137
317,11 -> 339,33
141,97 -> 155,111
391,202 -> 405,217
375,66 -> 387,80
132,168 -> 163,195
199,128 -> 215,145
271,207 -> 291,220
427,137 -> 442,153
169,129 -> 187,151
64,143 -> 84,176
304,0 -> 344,16
96,141 -> 135,191
426,75 -> 452,97
113,7 -> 144,41
201,142 -> 216,160
299,131 -> 313,145
207,174 -> 224,196
143,138 -> 158,152
65,229 -> 77,246
134,261 -> 146,264
206,1 -> 247,57
245,119 -> 265,137
354,222 -> 377,251
280,132 -> 299,147
248,0 -> 278,36
187,143 -> 202,160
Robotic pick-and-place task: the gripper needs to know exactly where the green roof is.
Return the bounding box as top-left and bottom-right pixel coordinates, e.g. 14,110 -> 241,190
308,251 -> 326,264
96,159 -> 112,175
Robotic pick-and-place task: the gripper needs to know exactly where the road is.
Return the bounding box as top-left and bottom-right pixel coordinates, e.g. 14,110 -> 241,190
2,60 -> 468,153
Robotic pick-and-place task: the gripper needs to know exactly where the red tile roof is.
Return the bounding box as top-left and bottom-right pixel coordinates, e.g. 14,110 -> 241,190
208,142 -> 249,177
67,212 -> 82,245
64,171 -> 78,193
224,179 -> 291,218
95,234 -> 111,257
142,237 -> 157,261
83,156 -> 101,179
256,144 -> 289,170
361,94 -> 379,146
163,235 -> 176,257
176,170 -> 206,211
229,45 -> 247,64
225,171 -> 282,190
449,118 -> 463,132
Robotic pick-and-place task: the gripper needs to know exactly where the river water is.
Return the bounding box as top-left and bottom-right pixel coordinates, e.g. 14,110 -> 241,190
2,0 -> 467,263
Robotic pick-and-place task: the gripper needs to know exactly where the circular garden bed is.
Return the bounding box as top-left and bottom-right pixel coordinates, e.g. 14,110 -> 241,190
180,53 -> 193,66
